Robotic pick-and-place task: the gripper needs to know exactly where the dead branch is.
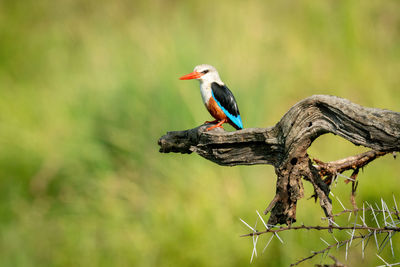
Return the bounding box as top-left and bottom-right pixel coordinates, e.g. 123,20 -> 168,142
313,150 -> 388,185
158,95 -> 400,225
240,224 -> 400,237
290,235 -> 362,266
240,198 -> 400,266
321,207 -> 399,220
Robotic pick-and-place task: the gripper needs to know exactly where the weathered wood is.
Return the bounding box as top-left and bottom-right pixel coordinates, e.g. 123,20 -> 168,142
314,150 -> 389,184
158,95 -> 400,225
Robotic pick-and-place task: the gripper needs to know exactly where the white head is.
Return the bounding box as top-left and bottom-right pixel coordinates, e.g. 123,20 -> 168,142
179,64 -> 223,84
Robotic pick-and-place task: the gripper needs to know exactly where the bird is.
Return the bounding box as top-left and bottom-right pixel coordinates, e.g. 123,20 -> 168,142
179,64 -> 243,131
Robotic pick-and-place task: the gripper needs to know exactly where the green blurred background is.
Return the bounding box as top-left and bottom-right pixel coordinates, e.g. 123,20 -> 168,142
0,0 -> 399,266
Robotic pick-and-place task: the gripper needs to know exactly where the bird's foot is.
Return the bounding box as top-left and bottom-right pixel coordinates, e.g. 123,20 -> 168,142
204,119 -> 219,124
206,124 -> 223,131
206,119 -> 227,131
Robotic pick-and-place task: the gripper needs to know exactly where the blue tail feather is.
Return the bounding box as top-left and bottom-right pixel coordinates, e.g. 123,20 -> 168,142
211,94 -> 243,129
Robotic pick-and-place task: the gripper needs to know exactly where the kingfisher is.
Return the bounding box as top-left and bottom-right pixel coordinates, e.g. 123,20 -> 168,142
179,64 -> 243,131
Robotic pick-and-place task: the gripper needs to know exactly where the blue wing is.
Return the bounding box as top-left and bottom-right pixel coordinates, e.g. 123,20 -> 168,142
211,82 -> 243,129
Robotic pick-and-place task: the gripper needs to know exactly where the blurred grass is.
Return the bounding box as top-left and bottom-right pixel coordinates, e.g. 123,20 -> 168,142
0,0 -> 399,266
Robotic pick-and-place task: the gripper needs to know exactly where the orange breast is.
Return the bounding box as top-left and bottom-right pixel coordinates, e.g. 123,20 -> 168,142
206,97 -> 227,120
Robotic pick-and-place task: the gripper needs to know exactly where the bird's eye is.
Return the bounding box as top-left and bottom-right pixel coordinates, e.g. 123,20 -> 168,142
201,70 -> 209,74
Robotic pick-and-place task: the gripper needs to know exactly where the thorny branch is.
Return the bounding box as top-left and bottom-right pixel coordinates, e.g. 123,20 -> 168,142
158,95 -> 400,225
240,224 -> 400,237
290,235 -> 365,266
322,207 -> 400,220
240,196 -> 400,266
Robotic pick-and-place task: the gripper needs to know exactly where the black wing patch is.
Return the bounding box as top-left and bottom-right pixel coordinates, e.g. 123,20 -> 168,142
211,82 -> 240,117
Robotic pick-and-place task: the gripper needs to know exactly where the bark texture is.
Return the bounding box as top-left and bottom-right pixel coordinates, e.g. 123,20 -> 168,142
158,95 -> 400,225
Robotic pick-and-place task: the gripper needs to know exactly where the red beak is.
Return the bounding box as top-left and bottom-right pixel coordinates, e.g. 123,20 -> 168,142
179,71 -> 202,80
